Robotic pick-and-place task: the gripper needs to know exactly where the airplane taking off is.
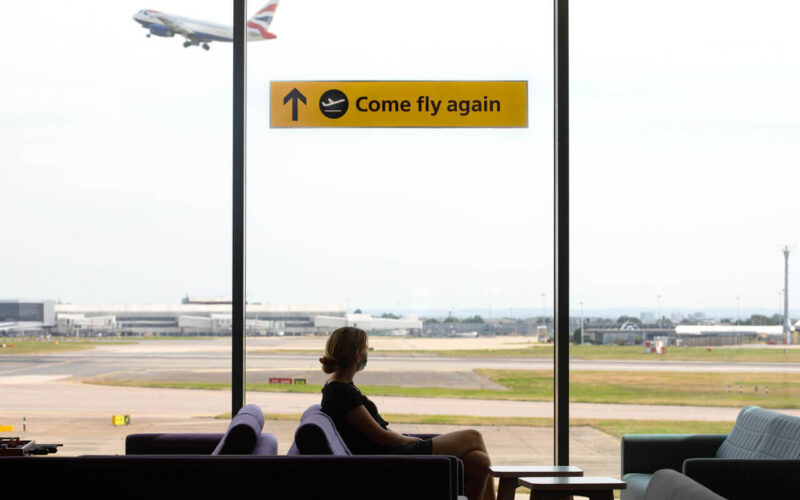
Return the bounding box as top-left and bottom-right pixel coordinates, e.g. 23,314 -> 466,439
322,98 -> 346,108
133,0 -> 279,50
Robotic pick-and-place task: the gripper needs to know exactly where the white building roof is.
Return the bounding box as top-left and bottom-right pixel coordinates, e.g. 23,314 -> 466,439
54,304 -> 345,315
675,325 -> 785,336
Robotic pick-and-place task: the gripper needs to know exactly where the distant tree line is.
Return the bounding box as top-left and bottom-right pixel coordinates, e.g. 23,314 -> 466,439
711,314 -> 783,326
424,315 -> 485,324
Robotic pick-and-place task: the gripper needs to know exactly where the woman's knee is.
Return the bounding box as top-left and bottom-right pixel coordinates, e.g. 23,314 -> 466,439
462,429 -> 487,451
432,429 -> 488,456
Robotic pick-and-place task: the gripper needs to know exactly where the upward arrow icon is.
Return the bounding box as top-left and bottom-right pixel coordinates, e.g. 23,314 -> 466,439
283,88 -> 306,121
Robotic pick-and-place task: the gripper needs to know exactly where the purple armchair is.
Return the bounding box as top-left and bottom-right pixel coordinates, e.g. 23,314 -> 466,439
288,403 -> 439,455
289,404 -> 464,497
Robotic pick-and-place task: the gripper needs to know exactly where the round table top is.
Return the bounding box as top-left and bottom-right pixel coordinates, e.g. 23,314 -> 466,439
518,476 -> 627,491
489,465 -> 583,478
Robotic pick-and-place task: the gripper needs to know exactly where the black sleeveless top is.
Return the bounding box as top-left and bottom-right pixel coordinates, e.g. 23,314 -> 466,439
320,381 -> 389,454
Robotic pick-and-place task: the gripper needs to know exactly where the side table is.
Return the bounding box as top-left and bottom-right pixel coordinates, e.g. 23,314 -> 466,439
518,476 -> 626,500
489,465 -> 584,500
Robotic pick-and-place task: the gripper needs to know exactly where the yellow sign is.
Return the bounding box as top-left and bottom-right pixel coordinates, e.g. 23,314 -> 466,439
112,415 -> 130,426
270,81 -> 527,128
0,426 -> 13,432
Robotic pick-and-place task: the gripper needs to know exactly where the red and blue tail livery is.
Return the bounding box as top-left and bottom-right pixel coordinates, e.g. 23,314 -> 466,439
133,0 -> 279,50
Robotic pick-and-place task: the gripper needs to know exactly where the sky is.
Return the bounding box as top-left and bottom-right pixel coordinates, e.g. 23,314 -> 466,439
1,1 -> 800,315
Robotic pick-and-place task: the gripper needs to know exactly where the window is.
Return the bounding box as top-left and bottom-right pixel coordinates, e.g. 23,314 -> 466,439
0,1 -> 233,454
571,0 -> 800,475
246,0 -> 556,467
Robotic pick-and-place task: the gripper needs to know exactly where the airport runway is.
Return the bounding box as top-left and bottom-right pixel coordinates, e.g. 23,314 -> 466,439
7,338 -> 792,478
3,351 -> 800,383
4,379 -> 798,422
2,339 -> 799,424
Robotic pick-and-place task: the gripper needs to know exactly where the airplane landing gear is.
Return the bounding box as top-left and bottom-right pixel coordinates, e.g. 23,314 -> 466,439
202,43 -> 210,51
183,41 -> 191,48
146,34 -> 151,38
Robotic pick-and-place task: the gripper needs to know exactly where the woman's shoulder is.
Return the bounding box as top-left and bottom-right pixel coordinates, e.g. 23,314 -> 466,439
321,380 -> 364,413
322,380 -> 361,396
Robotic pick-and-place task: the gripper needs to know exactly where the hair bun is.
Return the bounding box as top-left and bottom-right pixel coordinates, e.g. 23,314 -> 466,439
319,356 -> 336,366
319,355 -> 338,374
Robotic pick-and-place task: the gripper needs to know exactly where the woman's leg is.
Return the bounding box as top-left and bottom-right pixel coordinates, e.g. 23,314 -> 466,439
431,430 -> 495,500
483,474 -> 495,500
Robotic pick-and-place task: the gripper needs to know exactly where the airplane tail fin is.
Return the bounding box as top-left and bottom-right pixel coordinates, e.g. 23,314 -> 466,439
247,0 -> 279,39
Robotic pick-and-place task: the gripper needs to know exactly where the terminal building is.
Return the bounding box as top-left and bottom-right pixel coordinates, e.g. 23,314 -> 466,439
0,299 -> 56,335
0,298 -> 422,337
674,324 -> 790,345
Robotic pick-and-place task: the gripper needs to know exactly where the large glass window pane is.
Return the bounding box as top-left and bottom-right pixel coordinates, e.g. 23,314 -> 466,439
0,1 -> 232,454
572,0 -> 800,478
246,0 -> 556,485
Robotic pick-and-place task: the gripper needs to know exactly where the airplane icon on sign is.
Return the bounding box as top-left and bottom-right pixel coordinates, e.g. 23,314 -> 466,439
321,98 -> 346,108
318,89 -> 349,119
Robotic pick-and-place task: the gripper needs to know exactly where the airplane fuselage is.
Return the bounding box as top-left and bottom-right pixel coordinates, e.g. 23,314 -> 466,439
133,10 -> 266,43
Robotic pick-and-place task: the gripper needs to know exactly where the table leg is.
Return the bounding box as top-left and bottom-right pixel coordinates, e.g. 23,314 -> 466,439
497,478 -> 517,500
586,491 -> 613,500
530,493 -> 574,500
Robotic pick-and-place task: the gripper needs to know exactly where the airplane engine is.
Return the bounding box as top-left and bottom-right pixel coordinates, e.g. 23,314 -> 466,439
149,25 -> 174,37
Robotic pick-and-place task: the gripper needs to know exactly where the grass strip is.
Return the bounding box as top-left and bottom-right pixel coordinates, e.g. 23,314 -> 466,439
478,369 -> 800,409
86,366 -> 800,409
265,344 -> 800,363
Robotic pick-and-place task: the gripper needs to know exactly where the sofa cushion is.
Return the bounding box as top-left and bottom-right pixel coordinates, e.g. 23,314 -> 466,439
292,404 -> 351,455
251,433 -> 279,455
621,473 -> 653,500
644,469 -> 725,500
716,406 -> 800,459
212,404 -> 265,455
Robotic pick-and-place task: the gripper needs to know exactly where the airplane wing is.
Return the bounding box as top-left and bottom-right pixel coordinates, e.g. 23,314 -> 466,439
157,16 -> 194,39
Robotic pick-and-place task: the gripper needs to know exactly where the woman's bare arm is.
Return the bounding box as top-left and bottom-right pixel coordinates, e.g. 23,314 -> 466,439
343,405 -> 421,448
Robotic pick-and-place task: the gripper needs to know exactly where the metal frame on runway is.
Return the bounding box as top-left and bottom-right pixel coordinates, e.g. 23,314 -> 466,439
230,0 -> 572,464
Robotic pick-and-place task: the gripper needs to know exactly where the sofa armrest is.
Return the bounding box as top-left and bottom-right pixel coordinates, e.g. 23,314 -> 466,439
125,433 -> 223,455
645,469 -> 725,500
683,458 -> 800,500
621,434 -> 727,475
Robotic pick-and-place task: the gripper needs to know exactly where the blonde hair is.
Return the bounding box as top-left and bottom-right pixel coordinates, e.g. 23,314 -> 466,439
319,326 -> 367,374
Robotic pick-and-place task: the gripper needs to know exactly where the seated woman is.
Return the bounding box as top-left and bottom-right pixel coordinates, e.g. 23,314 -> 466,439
319,326 -> 495,500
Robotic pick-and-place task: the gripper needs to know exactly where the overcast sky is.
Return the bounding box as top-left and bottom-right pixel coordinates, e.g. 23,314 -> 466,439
1,1 -> 799,315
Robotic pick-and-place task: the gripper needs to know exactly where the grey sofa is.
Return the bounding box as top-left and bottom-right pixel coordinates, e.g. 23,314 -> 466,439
643,469 -> 725,500
622,405 -> 800,500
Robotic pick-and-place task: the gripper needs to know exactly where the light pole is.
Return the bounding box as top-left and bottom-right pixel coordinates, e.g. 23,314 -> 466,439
657,294 -> 662,328
541,292 -> 547,331
736,296 -> 740,325
784,246 -> 791,344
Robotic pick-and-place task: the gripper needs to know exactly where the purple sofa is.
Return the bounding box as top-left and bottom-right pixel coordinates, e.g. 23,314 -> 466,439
126,403 -> 278,456
288,403 -> 440,455
289,404 -> 464,497
1,404 -> 464,500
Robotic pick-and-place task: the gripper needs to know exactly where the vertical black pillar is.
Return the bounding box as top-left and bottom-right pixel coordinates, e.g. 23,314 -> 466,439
554,0 -> 570,465
232,0 -> 247,416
